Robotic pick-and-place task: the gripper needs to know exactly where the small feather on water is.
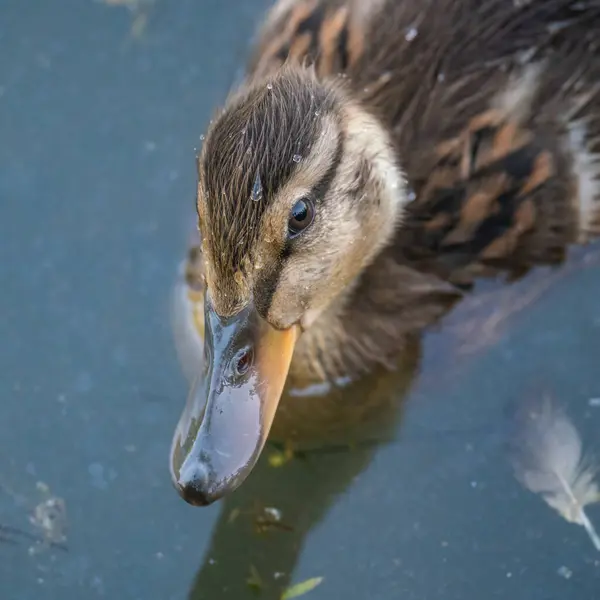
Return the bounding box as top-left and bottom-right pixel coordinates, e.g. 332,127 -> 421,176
509,393 -> 600,550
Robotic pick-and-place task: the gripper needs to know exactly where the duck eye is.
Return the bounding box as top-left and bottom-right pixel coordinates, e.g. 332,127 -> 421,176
288,198 -> 314,237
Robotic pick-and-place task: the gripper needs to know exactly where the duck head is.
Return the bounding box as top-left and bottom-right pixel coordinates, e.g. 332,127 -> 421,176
170,67 -> 409,505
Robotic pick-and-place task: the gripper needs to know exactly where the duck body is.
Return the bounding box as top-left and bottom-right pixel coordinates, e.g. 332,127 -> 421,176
171,0 -> 600,505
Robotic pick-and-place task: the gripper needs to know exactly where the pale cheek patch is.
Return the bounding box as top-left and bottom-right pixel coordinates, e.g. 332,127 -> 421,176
343,104 -> 407,233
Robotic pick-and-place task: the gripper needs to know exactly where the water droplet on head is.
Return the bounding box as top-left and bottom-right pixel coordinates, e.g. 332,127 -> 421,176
437,72 -> 446,82
292,154 -> 302,163
251,173 -> 263,202
266,83 -> 273,90
378,72 -> 392,85
407,189 -> 416,202
405,27 -> 418,42
199,134 -> 205,141
314,109 -> 321,117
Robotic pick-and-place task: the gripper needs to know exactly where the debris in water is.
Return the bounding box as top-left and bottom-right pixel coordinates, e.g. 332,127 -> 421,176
98,0 -> 155,38
247,565 -> 264,593
268,444 -> 294,468
255,505 -> 293,534
557,565 -> 573,579
29,482 -> 67,552
0,525 -> 20,546
509,394 -> 600,551
281,577 -> 324,599
228,508 -> 241,524
264,507 -> 282,522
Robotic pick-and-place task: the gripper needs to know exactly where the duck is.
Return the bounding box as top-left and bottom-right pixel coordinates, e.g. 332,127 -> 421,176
170,0 -> 600,506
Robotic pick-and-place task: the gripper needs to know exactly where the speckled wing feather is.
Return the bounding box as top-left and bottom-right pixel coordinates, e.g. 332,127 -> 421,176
397,110 -> 578,288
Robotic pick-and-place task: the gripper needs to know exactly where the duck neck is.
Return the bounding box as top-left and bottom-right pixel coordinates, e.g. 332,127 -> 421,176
292,237 -> 461,384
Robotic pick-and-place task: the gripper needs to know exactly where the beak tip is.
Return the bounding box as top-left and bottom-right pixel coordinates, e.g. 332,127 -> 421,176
174,459 -> 218,507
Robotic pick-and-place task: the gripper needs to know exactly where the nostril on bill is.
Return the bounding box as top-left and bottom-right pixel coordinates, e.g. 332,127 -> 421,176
232,346 -> 253,377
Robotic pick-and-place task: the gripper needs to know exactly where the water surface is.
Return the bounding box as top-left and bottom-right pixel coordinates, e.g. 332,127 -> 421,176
1,1 -> 600,599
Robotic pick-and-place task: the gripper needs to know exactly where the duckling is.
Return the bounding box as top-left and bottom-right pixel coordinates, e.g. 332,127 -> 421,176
170,0 -> 600,506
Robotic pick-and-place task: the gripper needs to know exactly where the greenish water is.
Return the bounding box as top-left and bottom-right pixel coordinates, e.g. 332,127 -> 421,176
1,1 -> 600,599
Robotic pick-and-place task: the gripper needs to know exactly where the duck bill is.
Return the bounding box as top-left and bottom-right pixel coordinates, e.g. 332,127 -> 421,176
170,299 -> 299,506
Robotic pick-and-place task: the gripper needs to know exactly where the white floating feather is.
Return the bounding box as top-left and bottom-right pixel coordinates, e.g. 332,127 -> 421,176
509,394 -> 600,551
